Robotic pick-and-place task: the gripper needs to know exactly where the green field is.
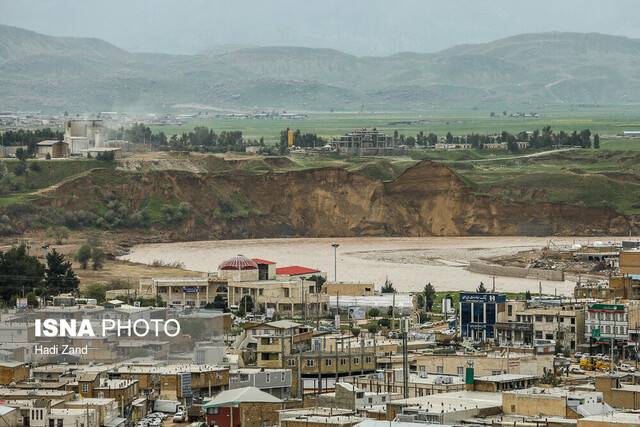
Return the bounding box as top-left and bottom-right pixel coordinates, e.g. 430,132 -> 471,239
149,107 -> 640,143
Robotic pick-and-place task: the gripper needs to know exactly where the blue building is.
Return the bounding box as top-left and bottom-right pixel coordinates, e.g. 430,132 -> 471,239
459,292 -> 506,342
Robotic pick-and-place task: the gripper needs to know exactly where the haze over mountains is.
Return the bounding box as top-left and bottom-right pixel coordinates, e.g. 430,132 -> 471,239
2,24 -> 640,112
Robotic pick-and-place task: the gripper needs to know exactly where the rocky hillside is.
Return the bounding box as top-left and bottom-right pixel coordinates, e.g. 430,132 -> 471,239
24,160 -> 634,241
3,25 -> 640,111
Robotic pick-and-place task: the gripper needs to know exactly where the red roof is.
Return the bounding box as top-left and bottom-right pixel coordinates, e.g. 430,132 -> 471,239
252,258 -> 276,265
276,266 -> 321,276
219,255 -> 258,271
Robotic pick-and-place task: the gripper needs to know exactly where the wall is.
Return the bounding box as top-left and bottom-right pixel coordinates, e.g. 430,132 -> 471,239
468,261 -> 565,281
502,392 -> 567,417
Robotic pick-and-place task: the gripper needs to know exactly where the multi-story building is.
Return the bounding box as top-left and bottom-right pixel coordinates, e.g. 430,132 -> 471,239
64,119 -> 107,155
414,352 -> 553,378
332,128 -> 395,156
459,292 -> 506,342
585,302 -> 629,355
496,299 -> 585,353
229,368 -> 292,399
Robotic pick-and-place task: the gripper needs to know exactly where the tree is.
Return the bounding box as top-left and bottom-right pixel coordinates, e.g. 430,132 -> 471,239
46,226 -> 70,245
84,283 -> 106,303
0,244 -> 45,303
381,278 -> 396,293
238,295 -> 254,316
74,244 -> 92,269
45,249 -> 79,296
593,133 -> 600,149
351,327 -> 360,337
477,282 -> 488,293
15,148 -> 28,162
422,283 -> 436,312
307,274 -> 326,292
367,307 -> 380,318
525,290 -> 532,300
91,248 -> 105,271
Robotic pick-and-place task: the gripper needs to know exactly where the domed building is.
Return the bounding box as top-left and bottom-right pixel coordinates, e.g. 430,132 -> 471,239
217,255 -> 260,282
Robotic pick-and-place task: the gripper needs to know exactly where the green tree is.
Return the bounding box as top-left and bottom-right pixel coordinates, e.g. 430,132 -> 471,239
351,327 -> 360,337
422,282 -> 436,312
15,148 -> 28,162
367,307 -> 380,318
237,295 -> 254,316
84,283 -> 106,303
307,274 -> 326,292
91,248 -> 105,271
45,249 -> 79,296
0,244 -> 45,303
74,244 -> 92,269
381,279 -> 396,293
593,133 -> 600,149
477,282 -> 488,293
46,226 -> 70,245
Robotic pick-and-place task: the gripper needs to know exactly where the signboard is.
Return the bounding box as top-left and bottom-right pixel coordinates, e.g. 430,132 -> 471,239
460,293 -> 506,303
182,287 -> 200,293
589,303 -> 625,313
348,307 -> 366,320
266,308 -> 275,319
180,372 -> 192,397
16,298 -> 27,309
334,314 -> 341,330
591,327 -> 601,338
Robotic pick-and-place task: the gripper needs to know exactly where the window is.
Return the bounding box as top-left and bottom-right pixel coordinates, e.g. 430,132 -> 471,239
259,289 -> 263,296
436,366 -> 443,374
57,420 -> 63,427
281,372 -> 286,382
535,315 -> 542,322
266,373 -> 270,383
287,359 -> 296,367
306,359 -> 314,367
207,407 -> 219,415
571,318 -> 575,325
507,305 -> 513,316
419,365 -> 425,372
340,358 -> 347,366
457,366 -> 464,376
353,357 -> 359,365
309,286 -> 315,293
325,359 -> 333,367
82,383 -> 89,393
49,420 -> 55,427
284,289 -> 290,298
365,356 -> 372,364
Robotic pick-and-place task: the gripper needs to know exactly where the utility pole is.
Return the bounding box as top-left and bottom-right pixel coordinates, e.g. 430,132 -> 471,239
401,318 -> 409,399
331,243 -> 340,282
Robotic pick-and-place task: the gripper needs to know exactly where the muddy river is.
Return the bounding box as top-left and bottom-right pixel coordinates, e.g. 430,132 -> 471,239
120,236 -> 618,295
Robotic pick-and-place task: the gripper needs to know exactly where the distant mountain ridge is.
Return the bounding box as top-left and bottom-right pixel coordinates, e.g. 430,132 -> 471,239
2,24 -> 640,111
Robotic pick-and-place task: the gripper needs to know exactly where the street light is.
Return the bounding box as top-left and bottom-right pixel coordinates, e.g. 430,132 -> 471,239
331,243 -> 339,282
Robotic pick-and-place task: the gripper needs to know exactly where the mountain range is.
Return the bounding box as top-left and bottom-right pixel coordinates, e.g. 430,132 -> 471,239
2,24 -> 640,112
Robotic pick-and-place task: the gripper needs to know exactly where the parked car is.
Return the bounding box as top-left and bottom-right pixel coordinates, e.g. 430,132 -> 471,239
173,411 -> 186,423
570,366 -> 586,374
618,363 -> 636,372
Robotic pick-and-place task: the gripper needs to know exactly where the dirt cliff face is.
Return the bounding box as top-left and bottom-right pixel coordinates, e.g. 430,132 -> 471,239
36,160 -> 636,239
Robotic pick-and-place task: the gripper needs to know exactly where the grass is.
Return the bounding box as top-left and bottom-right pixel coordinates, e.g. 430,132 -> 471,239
148,106 -> 640,143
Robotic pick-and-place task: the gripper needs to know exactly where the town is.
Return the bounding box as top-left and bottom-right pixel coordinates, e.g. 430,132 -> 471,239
0,244 -> 636,427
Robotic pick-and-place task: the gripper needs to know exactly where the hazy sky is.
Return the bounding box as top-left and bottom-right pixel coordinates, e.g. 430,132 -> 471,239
1,0 -> 639,55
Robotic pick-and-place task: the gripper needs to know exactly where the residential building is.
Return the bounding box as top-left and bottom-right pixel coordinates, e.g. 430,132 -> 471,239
414,352 -> 553,377
0,362 -> 29,385
584,302 -> 629,355
202,387 -> 283,427
503,387 -> 603,418
620,251 -> 640,275
385,391 -> 502,423
323,282 -> 375,297
344,370 -> 464,397
229,368 -> 291,399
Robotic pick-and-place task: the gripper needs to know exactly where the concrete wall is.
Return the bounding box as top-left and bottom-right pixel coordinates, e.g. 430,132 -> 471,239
503,392 -> 567,417
468,261 -> 564,281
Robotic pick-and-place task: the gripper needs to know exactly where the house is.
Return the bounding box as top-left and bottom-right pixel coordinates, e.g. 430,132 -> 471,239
344,370 -> 464,397
414,352 -> 553,378
202,387 -> 283,427
503,387 -> 603,418
385,391 -> 502,423
82,147 -> 122,159
36,140 -> 69,158
229,368 -> 292,399
64,119 -> 106,155
0,406 -> 18,427
323,282 -> 374,297
0,362 -> 29,385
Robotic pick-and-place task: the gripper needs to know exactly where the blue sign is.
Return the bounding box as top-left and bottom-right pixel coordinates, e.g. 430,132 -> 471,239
182,287 -> 200,293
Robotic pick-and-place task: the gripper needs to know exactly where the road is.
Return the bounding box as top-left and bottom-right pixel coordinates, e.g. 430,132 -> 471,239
460,147 -> 579,163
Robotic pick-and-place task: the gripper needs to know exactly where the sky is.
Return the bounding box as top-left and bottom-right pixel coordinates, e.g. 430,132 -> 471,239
1,0 -> 639,56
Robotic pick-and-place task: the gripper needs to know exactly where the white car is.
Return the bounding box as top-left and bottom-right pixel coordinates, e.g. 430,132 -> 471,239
618,363 -> 636,372
570,367 -> 586,374
173,411 -> 186,423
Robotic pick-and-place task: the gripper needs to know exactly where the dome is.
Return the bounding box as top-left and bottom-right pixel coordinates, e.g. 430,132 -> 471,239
218,255 -> 258,271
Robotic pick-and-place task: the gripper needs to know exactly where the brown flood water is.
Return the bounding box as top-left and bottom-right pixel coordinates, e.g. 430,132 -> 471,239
120,236 -> 620,296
